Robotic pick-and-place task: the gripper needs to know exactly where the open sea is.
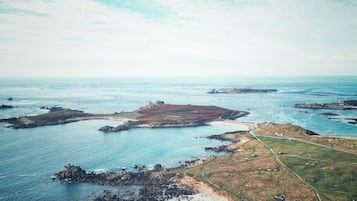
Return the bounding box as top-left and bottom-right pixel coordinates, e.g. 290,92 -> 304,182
0,76 -> 356,201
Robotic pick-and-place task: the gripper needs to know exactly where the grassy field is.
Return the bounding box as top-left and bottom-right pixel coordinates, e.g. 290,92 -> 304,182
257,135 -> 357,201
174,133 -> 318,201
173,124 -> 357,201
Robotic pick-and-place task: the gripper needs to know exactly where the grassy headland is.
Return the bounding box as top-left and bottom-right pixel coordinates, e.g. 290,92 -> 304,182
174,123 -> 357,201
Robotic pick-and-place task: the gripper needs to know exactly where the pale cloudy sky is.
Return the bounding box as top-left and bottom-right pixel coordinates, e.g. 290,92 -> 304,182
0,0 -> 356,77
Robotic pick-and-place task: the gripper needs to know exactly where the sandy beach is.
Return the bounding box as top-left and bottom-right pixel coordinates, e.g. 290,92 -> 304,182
168,175 -> 233,201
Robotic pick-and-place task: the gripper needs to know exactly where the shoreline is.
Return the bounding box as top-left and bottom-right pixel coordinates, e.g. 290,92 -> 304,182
169,175 -> 233,201
52,122 -> 356,200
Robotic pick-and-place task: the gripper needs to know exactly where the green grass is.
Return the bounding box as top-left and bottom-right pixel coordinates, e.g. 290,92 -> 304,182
257,136 -> 357,201
114,111 -> 140,119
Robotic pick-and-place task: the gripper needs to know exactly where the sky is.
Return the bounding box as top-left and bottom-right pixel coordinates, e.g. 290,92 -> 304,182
0,0 -> 356,77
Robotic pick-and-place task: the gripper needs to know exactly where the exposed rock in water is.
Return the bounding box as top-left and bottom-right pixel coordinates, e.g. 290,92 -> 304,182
342,100 -> 357,106
99,125 -> 130,132
207,131 -> 246,142
208,88 -> 277,94
0,104 -> 14,109
346,118 -> 357,125
7,97 -> 13,101
205,145 -> 238,153
304,129 -> 319,136
320,112 -> 339,116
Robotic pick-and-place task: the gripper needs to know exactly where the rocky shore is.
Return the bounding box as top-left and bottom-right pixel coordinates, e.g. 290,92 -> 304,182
207,88 -> 277,94
53,164 -> 197,201
295,100 -> 357,110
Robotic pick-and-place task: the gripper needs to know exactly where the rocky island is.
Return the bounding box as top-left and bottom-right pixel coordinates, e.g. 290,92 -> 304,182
207,88 -> 277,94
99,101 -> 249,132
295,100 -> 357,110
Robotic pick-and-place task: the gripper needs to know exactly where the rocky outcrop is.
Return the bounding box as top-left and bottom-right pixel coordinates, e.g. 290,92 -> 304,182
295,100 -> 357,110
207,131 -> 245,142
304,129 -> 319,136
208,88 -> 277,94
54,164 -> 196,201
99,124 -> 131,132
205,145 -> 237,153
0,104 -> 14,109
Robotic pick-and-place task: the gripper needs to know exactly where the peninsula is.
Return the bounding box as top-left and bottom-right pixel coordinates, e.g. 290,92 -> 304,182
0,106 -> 98,129
207,88 -> 277,94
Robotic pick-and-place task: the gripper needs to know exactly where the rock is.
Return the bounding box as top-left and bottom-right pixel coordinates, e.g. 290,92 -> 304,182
54,164 -> 86,181
7,97 -> 13,101
274,193 -> 286,201
320,112 -> 339,116
0,104 -> 14,109
153,164 -> 163,171
99,125 -> 130,132
205,145 -> 236,153
342,100 -> 357,106
304,129 -> 319,136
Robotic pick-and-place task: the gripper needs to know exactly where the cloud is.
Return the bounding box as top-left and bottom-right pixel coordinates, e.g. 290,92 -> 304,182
0,0 -> 356,77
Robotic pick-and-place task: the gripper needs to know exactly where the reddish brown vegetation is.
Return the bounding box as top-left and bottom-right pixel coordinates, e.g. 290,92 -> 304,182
138,104 -> 245,123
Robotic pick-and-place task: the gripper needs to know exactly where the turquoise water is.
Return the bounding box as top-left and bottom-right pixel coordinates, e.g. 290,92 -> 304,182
0,76 -> 356,200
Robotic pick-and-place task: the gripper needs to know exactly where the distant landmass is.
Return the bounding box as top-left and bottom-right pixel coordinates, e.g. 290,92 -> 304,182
295,100 -> 357,110
207,88 -> 277,94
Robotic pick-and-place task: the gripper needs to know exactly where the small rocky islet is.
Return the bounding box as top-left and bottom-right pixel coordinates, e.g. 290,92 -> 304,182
207,87 -> 278,94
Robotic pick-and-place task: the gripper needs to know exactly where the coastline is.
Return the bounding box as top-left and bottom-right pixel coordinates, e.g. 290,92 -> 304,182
169,175 -> 233,201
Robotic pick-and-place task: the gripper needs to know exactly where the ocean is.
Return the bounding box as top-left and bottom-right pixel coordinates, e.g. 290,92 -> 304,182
0,76 -> 356,200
